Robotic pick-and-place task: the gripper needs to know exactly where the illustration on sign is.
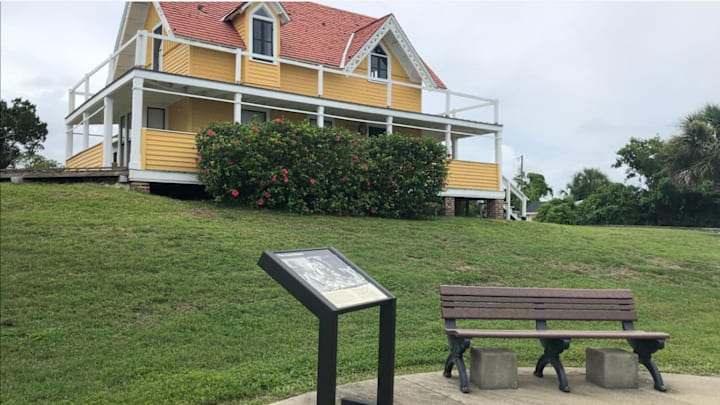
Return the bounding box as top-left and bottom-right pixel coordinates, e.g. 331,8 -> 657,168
276,249 -> 388,309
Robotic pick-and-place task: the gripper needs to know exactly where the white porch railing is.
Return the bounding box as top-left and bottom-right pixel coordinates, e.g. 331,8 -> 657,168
502,176 -> 528,220
68,30 -> 499,123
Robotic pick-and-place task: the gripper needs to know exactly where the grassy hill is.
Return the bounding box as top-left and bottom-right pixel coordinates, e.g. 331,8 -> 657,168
1,183 -> 718,404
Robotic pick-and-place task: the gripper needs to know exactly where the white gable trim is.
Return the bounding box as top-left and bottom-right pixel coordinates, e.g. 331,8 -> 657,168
222,1 -> 290,24
152,1 -> 174,39
340,32 -> 355,69
343,15 -> 438,89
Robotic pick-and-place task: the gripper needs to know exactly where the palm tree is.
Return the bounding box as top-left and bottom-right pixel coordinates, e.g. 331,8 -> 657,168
566,168 -> 610,201
665,104 -> 720,191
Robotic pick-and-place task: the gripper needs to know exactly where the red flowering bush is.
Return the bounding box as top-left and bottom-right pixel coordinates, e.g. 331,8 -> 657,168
196,120 -> 447,218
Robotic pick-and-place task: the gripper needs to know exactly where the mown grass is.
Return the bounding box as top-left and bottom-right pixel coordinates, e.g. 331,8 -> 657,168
1,183 -> 718,404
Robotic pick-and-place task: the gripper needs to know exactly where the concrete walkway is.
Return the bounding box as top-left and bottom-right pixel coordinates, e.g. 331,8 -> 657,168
272,367 -> 720,405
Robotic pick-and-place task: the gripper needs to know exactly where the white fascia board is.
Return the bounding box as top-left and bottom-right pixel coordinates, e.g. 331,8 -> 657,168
65,72 -> 134,124
344,15 -> 437,89
152,1 -> 175,39
440,189 -> 506,199
129,169 -> 201,185
223,2 -> 290,24
340,32 -> 355,68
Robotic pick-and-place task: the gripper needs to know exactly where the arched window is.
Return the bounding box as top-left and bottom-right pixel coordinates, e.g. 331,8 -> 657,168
251,6 -> 275,62
370,45 -> 388,80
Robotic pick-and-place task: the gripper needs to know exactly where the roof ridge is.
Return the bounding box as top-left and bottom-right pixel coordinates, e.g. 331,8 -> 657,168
353,13 -> 392,34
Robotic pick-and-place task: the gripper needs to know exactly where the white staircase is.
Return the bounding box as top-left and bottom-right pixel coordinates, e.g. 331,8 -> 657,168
502,176 -> 528,220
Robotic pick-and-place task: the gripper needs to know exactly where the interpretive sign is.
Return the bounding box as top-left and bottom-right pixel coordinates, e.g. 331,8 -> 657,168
275,249 -> 389,310
258,247 -> 396,405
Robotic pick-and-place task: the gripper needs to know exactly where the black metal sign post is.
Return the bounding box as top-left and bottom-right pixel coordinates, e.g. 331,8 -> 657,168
258,247 -> 396,405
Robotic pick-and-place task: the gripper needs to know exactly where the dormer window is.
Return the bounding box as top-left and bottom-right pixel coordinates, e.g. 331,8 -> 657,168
251,6 -> 275,62
370,45 -> 388,80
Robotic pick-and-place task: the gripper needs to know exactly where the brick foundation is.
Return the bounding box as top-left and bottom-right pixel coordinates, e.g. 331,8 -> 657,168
486,199 -> 504,220
130,182 -> 151,193
443,197 -> 455,216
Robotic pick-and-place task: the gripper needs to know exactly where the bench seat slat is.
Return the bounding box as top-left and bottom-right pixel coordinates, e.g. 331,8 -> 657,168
442,302 -> 635,311
442,296 -> 635,305
440,285 -> 633,299
446,328 -> 669,340
442,307 -> 637,321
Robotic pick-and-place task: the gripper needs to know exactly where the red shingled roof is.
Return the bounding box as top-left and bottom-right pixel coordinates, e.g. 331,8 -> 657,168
157,1 -> 445,88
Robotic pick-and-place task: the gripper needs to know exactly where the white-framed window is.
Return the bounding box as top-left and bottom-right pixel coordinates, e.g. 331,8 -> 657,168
250,6 -> 275,63
369,45 -> 388,80
308,116 -> 334,128
146,107 -> 166,129
241,109 -> 268,124
152,24 -> 163,71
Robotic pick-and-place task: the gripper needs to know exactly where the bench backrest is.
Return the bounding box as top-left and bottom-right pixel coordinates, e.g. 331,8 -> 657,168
441,285 -> 637,322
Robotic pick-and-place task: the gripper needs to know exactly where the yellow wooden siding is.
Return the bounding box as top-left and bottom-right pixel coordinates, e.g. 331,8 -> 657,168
446,160 -> 500,191
191,99 -> 233,133
144,6 -> 160,70
163,42 -> 190,76
141,128 -> 198,172
392,85 -> 421,112
168,98 -> 192,132
269,110 -> 306,123
394,127 -> 421,137
245,60 -> 280,87
66,143 -> 103,169
189,47 -> 235,82
232,16 -> 246,44
279,64 -> 318,96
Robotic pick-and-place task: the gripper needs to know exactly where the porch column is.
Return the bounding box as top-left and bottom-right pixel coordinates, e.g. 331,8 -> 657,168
135,30 -> 147,67
386,116 -> 393,134
233,93 -> 242,123
495,130 -> 503,189
317,106 -> 325,128
505,185 -> 512,220
65,125 -> 73,160
82,112 -> 90,150
444,124 -> 452,158
129,77 -> 144,170
451,135 -> 458,159
103,97 -> 114,168
235,49 -> 242,83
317,65 -> 324,97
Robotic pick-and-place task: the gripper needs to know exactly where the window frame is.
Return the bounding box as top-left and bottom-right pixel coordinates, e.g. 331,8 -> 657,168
152,24 -> 163,72
250,6 -> 276,63
369,44 -> 389,82
146,107 -> 166,130
241,109 -> 268,124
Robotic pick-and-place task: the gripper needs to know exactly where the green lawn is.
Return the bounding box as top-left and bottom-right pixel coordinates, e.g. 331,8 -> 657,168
1,183 -> 718,404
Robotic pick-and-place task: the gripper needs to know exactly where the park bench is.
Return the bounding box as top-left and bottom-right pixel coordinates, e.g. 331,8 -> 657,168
440,285 -> 669,393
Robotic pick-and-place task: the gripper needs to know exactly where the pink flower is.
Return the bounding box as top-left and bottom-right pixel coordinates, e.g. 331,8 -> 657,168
207,129 -> 215,136
367,179 -> 372,186
259,182 -> 266,189
258,198 -> 265,206
442,183 -> 448,189
361,162 -> 369,171
335,135 -> 342,142
196,155 -> 202,162
231,189 -> 239,198
275,118 -> 282,124
264,192 -> 272,198
252,126 -> 259,133
281,168 -> 288,175
232,140 -> 239,147
310,178 -> 316,185
370,207 -> 377,215
353,154 -> 359,160
283,176 -> 289,184
271,175 -> 277,183
291,140 -> 297,146
274,139 -> 280,145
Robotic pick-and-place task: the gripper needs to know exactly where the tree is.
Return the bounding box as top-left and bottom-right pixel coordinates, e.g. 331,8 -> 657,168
535,197 -> 580,224
14,151 -> 61,169
523,172 -> 553,201
1,98 -> 48,169
665,104 -> 720,191
566,168 -> 610,201
612,136 -> 666,190
578,183 -> 649,225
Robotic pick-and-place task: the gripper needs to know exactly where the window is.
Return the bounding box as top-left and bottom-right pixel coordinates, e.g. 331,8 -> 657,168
152,25 -> 163,71
146,107 -> 165,129
309,118 -> 334,128
368,126 -> 385,137
241,110 -> 267,124
252,7 -> 274,62
370,45 -> 388,80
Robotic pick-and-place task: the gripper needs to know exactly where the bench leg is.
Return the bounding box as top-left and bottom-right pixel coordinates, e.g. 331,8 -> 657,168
534,338 -> 571,393
444,335 -> 471,393
628,339 -> 666,392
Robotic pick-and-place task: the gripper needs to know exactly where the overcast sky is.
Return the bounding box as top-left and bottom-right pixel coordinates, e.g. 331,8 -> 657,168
2,1 -> 719,194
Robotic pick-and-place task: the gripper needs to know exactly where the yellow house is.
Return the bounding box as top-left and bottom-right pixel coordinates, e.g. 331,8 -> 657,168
65,1 -> 521,217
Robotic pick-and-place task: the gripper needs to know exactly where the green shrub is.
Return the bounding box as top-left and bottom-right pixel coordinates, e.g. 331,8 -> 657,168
195,120 -> 447,218
536,197 -> 581,224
